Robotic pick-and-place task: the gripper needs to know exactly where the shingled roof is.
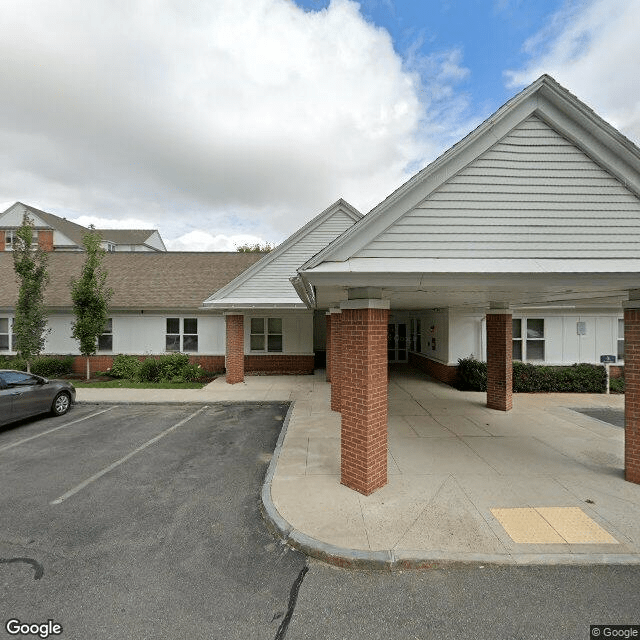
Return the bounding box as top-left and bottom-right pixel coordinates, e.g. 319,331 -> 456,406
10,203 -> 162,249
0,252 -> 266,311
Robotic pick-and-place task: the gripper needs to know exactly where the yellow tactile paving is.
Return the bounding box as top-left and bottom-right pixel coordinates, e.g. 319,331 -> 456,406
491,507 -> 618,544
536,507 -> 618,544
490,508 -> 564,543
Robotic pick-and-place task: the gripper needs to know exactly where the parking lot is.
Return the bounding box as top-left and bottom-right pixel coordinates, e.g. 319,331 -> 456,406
0,402 -> 306,640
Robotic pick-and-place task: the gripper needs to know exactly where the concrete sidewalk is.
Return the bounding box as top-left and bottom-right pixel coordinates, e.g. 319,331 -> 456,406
76,368 -> 640,568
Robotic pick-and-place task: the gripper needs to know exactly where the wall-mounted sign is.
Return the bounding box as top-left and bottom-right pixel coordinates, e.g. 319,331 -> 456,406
600,355 -> 616,363
577,321 -> 587,335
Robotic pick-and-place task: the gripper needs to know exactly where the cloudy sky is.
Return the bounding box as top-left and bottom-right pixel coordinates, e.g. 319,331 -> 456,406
1,0 -> 638,250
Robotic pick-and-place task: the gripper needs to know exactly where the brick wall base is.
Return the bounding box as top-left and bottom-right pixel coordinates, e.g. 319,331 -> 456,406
610,365 -> 624,379
624,308 -> 640,484
408,352 -> 457,385
244,354 -> 314,375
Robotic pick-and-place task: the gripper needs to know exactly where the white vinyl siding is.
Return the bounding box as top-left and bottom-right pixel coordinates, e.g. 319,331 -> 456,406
358,116 -> 640,259
224,210 -> 357,300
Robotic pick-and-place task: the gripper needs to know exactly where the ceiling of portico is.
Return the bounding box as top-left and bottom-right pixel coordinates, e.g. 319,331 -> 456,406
310,271 -> 635,311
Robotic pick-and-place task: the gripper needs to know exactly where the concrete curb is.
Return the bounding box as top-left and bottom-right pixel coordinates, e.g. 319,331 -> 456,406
261,402 -> 640,570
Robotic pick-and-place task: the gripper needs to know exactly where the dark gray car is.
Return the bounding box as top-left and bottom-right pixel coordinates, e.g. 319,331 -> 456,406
0,370 -> 76,426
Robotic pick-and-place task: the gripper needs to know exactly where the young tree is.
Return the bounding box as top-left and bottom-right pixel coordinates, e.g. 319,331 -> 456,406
71,231 -> 113,380
235,242 -> 274,252
12,213 -> 50,372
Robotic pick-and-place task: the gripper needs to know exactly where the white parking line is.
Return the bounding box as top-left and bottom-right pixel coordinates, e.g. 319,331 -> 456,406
0,407 -> 117,453
50,405 -> 209,505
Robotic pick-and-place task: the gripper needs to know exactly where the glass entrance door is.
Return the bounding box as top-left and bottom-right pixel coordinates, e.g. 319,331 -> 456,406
387,323 -> 408,363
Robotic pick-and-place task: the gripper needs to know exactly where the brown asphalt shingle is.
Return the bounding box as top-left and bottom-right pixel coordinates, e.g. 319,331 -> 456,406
0,252 -> 266,311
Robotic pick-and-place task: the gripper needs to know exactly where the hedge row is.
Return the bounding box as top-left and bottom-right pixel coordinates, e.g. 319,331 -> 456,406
0,355 -> 74,378
108,353 -> 202,383
456,357 -> 608,393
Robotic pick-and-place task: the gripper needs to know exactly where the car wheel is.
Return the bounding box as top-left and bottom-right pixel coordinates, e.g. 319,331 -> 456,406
51,392 -> 71,416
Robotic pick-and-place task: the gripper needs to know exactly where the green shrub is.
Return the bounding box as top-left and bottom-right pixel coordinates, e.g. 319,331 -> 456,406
456,358 -> 608,393
609,377 -> 624,394
136,354 -> 202,383
0,355 -> 27,371
139,357 -> 162,382
512,362 -> 606,393
109,354 -> 142,380
456,357 -> 487,391
31,356 -> 74,378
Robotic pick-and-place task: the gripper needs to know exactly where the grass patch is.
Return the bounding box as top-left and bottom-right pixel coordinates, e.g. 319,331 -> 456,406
73,379 -> 206,389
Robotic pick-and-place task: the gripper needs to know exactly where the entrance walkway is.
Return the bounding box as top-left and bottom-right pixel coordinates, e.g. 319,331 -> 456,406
76,367 -> 640,567
265,366 -> 640,567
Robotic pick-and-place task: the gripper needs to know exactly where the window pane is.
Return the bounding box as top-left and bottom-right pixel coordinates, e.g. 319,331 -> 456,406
512,319 -> 521,339
0,318 -> 8,333
98,335 -> 113,351
527,319 -> 544,339
251,318 -> 264,334
184,318 -> 197,334
183,335 -> 198,352
0,335 -> 8,350
166,318 -> 179,334
618,339 -> 625,361
268,317 -> 282,334
527,340 -> 545,361
619,319 -> 625,339
166,335 -> 180,351
103,318 -> 113,333
512,340 -> 522,360
267,334 -> 283,352
250,334 -> 265,351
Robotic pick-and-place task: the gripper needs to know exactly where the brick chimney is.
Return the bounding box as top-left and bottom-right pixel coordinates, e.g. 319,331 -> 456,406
38,229 -> 54,251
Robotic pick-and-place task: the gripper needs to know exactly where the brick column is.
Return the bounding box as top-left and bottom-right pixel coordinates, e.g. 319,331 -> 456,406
340,301 -> 389,495
225,314 -> 244,384
325,312 -> 332,383
486,310 -> 512,412
330,311 -> 342,412
624,305 -> 640,483
0,230 -> 5,252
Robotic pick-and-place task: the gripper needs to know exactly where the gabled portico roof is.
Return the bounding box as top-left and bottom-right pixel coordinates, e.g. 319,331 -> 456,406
298,76 -> 640,310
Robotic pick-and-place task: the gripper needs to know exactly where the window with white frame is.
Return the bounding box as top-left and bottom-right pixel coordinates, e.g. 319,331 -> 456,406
250,317 -> 283,352
512,318 -> 545,361
166,318 -> 198,352
618,318 -> 624,362
98,318 -> 113,351
0,317 -> 12,351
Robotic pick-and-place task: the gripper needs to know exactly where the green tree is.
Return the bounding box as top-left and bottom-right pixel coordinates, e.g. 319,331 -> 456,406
12,213 -> 50,372
71,231 -> 113,380
235,242 -> 274,252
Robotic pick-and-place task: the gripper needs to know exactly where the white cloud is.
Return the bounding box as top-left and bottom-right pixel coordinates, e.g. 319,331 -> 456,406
165,230 -> 272,252
506,0 -> 640,142
0,0 -> 472,248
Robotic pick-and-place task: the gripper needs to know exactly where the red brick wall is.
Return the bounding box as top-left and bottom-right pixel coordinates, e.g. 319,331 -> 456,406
244,354 -> 314,374
325,313 -> 332,382
340,306 -> 389,495
486,313 -> 513,412
331,312 -> 342,412
70,354 -> 226,377
610,365 -> 624,379
225,315 -> 244,384
408,352 -> 457,385
624,308 -> 640,483
0,230 -> 5,252
38,229 -> 54,251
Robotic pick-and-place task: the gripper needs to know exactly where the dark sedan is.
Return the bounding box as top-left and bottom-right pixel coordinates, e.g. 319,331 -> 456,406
0,370 -> 76,426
